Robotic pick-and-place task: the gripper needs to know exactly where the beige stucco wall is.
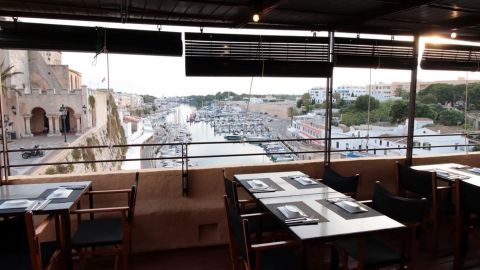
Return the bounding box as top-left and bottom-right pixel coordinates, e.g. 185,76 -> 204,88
8,152 -> 480,253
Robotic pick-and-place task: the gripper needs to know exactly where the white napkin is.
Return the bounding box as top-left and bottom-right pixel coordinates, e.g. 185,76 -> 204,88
335,200 -> 368,213
46,188 -> 73,199
292,176 -> 318,186
278,205 -> 307,219
0,199 -> 34,210
247,179 -> 269,189
469,167 -> 480,174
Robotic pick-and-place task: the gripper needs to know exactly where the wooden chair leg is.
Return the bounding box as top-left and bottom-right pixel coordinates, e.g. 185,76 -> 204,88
432,217 -> 439,257
78,248 -> 86,270
122,251 -> 129,270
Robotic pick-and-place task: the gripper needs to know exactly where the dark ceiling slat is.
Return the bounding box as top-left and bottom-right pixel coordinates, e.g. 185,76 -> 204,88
334,0 -> 440,31
235,0 -> 285,28
429,3 -> 480,15
1,0 -> 480,39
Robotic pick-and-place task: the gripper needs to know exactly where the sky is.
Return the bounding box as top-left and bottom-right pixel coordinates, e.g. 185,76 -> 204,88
21,18 -> 480,97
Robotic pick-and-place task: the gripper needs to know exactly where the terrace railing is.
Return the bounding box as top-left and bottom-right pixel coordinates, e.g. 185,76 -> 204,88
2,132 -> 480,195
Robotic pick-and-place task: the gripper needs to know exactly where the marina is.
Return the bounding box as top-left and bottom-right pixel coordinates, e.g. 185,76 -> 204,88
147,104 -> 297,168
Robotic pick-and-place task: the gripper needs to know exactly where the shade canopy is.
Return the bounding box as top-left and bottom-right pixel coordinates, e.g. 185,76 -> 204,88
0,0 -> 480,41
421,43 -> 480,72
0,21 -> 183,56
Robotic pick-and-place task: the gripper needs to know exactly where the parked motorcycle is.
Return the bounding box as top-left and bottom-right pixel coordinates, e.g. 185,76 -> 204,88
21,144 -> 45,159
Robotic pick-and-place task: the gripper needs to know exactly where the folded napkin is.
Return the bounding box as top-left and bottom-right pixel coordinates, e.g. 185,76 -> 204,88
292,176 -> 318,186
0,199 -> 34,210
469,167 -> 480,174
46,188 -> 73,200
335,200 -> 368,214
278,205 -> 307,219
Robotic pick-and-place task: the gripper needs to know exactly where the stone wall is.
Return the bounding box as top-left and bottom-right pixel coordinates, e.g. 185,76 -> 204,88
28,51 -> 65,91
33,93 -> 126,175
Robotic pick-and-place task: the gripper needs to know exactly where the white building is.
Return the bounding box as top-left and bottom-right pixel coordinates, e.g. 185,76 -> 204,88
290,116 -> 470,158
335,85 -> 367,103
308,87 -> 327,103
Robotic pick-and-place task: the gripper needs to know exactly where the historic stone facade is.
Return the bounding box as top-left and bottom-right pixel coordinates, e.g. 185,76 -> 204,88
1,49 -> 108,139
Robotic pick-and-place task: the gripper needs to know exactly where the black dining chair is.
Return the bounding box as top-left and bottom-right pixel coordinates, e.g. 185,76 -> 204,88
0,212 -> 60,270
333,181 -> 427,270
71,172 -> 139,269
223,169 -> 257,213
322,166 -> 360,198
395,162 -> 451,255
454,179 -> 480,270
223,170 -> 284,252
223,195 -> 301,270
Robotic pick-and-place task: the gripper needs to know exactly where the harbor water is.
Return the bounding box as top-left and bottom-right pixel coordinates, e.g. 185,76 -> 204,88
163,104 -> 272,167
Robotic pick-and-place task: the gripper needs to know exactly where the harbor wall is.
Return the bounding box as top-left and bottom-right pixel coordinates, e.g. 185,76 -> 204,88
8,152 -> 480,252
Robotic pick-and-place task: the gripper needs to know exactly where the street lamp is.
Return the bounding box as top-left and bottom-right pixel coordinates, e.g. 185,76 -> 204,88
82,105 -> 87,114
59,104 -> 67,143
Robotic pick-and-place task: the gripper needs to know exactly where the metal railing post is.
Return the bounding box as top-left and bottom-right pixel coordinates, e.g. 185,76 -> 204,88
182,143 -> 189,196
0,73 -> 9,184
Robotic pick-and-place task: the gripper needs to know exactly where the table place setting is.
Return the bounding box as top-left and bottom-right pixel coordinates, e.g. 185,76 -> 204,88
289,175 -> 319,186
46,187 -> 74,200
58,184 -> 87,190
0,199 -> 35,210
247,179 -> 277,192
278,204 -> 320,226
434,169 -> 470,180
326,196 -> 368,213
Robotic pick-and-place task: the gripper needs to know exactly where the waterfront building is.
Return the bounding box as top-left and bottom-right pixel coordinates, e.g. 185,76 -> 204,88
115,92 -> 144,109
291,115 -> 469,157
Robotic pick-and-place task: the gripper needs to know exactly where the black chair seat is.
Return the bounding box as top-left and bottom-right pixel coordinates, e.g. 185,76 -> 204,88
41,241 -> 58,267
0,253 -> 32,270
243,205 -> 283,233
73,218 -> 123,248
336,237 -> 403,268
438,201 -> 455,215
251,247 -> 300,270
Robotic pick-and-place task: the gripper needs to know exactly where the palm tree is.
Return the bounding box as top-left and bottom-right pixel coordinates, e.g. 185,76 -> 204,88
1,61 -> 23,95
0,61 -> 23,134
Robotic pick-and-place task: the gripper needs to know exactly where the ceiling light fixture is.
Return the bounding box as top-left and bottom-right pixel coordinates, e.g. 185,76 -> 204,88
252,13 -> 260,23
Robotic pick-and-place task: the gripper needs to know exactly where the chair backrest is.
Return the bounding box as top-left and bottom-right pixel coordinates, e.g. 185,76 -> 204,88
223,169 -> 240,210
456,179 -> 480,216
396,162 -> 436,206
372,181 -> 427,223
223,195 -> 247,261
0,214 -> 34,270
128,172 -> 140,224
323,166 -> 359,198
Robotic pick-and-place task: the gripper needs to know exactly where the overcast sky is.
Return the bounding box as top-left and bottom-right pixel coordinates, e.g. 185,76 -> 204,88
24,18 -> 480,97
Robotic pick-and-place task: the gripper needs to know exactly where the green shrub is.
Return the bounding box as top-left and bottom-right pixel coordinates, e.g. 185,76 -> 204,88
71,148 -> 82,161
45,167 -> 57,175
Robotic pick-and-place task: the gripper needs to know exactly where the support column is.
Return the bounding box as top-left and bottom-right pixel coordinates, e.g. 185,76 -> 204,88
47,114 -> 55,136
75,114 -> 82,135
324,31 -> 334,166
406,35 -> 420,166
23,114 -> 33,137
55,115 -> 62,135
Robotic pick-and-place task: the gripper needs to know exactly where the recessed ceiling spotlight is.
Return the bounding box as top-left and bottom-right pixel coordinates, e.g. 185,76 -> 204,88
451,32 -> 457,39
252,13 -> 260,23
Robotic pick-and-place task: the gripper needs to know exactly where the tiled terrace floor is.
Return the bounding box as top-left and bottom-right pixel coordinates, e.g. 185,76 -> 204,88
76,212 -> 480,269
79,231 -> 480,270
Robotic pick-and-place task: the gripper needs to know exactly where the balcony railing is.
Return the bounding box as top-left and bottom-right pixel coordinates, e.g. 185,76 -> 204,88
2,132 -> 480,192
